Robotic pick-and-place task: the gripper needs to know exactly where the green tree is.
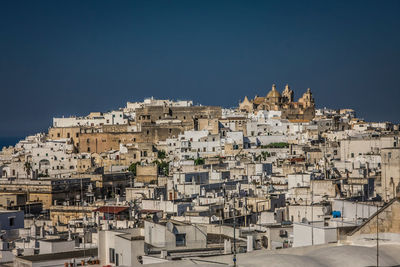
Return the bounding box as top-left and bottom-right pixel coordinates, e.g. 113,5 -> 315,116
157,150 -> 166,160
261,142 -> 289,149
194,157 -> 205,165
153,160 -> 169,176
158,161 -> 169,176
128,162 -> 139,176
261,151 -> 270,160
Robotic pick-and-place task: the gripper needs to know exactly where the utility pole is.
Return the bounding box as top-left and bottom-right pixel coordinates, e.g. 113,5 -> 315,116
376,203 -> 379,267
219,209 -> 222,254
355,201 -> 358,224
233,195 -> 237,267
244,197 -> 247,228
341,199 -> 344,226
81,178 -> 86,266
311,179 -> 314,246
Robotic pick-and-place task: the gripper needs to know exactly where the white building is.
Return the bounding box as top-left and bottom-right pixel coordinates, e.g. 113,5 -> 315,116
53,110 -> 128,127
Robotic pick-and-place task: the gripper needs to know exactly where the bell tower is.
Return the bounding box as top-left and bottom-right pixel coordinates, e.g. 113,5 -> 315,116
282,84 -> 294,103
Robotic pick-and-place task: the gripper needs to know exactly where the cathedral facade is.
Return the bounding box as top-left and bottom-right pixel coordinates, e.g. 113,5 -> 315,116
238,84 -> 315,121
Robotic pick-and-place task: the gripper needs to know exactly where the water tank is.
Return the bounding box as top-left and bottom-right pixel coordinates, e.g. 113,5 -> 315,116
332,210 -> 341,218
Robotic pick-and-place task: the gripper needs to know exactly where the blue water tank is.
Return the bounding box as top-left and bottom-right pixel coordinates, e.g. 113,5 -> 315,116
332,210 -> 341,218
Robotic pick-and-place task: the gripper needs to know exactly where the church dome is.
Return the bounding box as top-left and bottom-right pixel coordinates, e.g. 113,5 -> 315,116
267,84 -> 281,98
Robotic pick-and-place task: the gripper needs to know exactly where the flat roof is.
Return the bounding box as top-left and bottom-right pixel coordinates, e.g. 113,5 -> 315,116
17,248 -> 97,262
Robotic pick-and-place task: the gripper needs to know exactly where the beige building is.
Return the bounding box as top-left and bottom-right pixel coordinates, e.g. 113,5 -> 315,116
50,205 -> 95,224
0,178 -> 91,209
381,148 -> 400,201
78,125 -> 184,154
239,84 -> 315,121
340,135 -> 398,161
347,198 -> 400,241
136,165 -> 158,184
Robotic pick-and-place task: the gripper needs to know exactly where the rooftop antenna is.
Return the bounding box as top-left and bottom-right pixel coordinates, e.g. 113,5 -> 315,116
376,203 -> 379,267
233,195 -> 237,267
311,175 -> 314,246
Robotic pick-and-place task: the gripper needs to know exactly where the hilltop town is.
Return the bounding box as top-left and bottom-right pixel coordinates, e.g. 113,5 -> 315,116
1,84 -> 400,266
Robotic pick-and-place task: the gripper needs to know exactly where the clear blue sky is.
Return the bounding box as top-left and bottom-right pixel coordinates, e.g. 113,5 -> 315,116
1,0 -> 399,137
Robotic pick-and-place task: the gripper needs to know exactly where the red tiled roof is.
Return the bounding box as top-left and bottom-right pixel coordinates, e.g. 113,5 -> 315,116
93,206 -> 129,214
288,157 -> 305,162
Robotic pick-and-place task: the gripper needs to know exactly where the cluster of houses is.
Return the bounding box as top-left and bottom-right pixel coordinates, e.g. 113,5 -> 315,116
1,85 -> 400,266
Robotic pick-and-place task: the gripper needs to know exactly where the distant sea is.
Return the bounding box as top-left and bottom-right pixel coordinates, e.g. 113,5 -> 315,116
0,137 -> 23,149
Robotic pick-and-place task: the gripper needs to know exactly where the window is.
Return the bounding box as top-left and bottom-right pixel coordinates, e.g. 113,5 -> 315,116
176,234 -> 186,247
109,248 -> 115,263
9,217 -> 15,227
351,153 -> 354,158
116,253 -> 119,266
67,133 -> 70,138
57,133 -> 60,138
